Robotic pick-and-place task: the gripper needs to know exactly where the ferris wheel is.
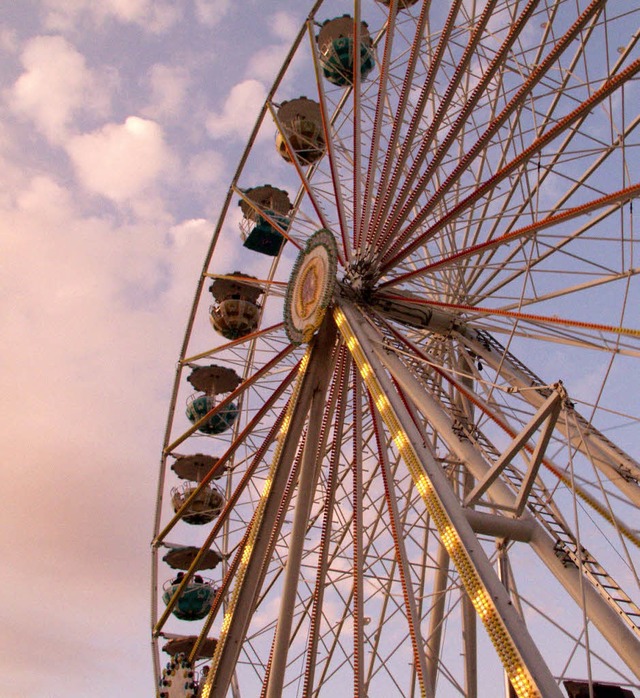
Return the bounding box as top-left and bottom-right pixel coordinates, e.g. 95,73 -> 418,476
151,1 -> 640,696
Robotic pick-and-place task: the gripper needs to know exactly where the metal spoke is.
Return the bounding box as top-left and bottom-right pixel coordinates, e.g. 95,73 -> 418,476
153,3 -> 640,696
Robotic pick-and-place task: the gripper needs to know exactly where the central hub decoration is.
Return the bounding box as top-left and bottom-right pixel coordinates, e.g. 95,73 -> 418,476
284,229 -> 338,344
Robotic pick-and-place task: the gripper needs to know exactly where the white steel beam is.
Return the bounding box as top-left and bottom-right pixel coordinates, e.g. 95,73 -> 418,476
458,328 -> 640,507
265,332 -> 339,697
425,541 -> 450,696
203,319 -> 338,698
464,389 -> 562,512
344,303 -> 640,682
336,300 -> 564,698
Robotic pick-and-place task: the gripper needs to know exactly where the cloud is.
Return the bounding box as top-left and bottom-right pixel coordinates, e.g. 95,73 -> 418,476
188,149 -> 226,190
206,79 -> 266,141
245,44 -> 291,83
9,35 -> 110,144
194,0 -> 232,27
14,172 -> 75,223
41,0 -> 181,33
144,63 -> 191,120
268,10 -> 299,41
0,173 -> 216,462
0,166 -> 217,696
0,27 -> 18,53
66,116 -> 173,202
245,12 -> 304,86
169,217 -> 211,246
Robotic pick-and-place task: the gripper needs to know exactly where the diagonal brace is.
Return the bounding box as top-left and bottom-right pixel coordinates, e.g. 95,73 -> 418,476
464,388 -> 563,512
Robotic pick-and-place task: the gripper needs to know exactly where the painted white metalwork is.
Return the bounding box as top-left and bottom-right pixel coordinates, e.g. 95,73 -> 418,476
152,1 -> 640,696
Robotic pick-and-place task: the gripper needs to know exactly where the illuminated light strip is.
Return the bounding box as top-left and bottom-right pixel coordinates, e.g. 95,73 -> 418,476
379,318 -> 640,550
380,293 -> 640,339
334,306 -> 541,698
369,397 -> 428,695
261,477 -> 273,498
201,344 -> 314,698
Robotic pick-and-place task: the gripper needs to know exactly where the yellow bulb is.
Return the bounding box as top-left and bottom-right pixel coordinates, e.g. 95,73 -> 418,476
375,393 -> 390,412
509,667 -> 535,697
392,430 -> 408,451
441,524 -> 458,552
415,474 -> 432,498
262,477 -> 272,498
472,589 -> 492,619
241,543 -> 253,567
221,610 -> 233,634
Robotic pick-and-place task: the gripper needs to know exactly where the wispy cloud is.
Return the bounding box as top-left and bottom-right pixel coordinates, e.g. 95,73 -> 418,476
66,116 -> 173,202
206,78 -> 266,141
9,35 -> 111,144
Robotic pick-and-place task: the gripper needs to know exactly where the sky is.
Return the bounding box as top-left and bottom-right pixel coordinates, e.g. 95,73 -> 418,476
2,2 -> 639,696
0,1 -> 306,695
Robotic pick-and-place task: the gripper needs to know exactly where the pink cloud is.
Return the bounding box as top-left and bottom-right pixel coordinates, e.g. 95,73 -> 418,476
9,35 -> 110,144
66,116 -> 173,202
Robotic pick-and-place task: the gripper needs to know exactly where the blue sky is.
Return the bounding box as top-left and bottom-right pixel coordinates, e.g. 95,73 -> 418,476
0,2 -> 306,695
2,1 -> 639,696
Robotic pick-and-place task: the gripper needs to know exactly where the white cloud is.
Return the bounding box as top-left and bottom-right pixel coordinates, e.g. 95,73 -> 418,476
206,79 -> 266,141
194,0 -> 232,27
0,139 -> 30,208
0,175 -> 215,458
66,116 -> 172,202
0,168 -> 217,695
188,149 -> 225,189
39,1 -> 81,32
102,0 -> 157,22
170,217 -> 211,246
0,27 -> 19,53
245,44 -> 291,82
268,10 -> 299,41
242,12 -> 299,82
41,0 -> 181,33
138,0 -> 182,33
14,173 -> 75,223
144,63 -> 191,120
9,35 -> 110,144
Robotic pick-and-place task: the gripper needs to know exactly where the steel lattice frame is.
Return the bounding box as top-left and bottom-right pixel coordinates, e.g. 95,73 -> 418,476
152,1 -> 640,696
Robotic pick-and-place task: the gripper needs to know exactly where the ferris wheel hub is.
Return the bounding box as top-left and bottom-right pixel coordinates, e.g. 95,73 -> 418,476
153,0 -> 640,691
284,229 -> 339,345
342,255 -> 379,298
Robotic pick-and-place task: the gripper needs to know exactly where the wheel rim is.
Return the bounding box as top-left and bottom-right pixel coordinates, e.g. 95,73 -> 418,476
152,1 -> 640,696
